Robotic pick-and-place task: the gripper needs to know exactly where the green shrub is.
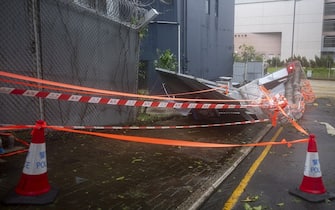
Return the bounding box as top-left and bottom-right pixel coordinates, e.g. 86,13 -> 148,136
154,49 -> 177,71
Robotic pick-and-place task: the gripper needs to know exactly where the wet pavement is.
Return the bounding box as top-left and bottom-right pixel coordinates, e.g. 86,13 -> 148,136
201,80 -> 335,210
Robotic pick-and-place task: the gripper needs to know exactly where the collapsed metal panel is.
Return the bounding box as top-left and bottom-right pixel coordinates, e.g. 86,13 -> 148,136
155,68 -> 250,120
156,61 -> 313,124
156,68 -> 237,101
234,61 -> 311,123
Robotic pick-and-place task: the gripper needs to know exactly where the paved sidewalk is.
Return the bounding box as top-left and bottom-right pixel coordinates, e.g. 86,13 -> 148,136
0,115 -> 270,209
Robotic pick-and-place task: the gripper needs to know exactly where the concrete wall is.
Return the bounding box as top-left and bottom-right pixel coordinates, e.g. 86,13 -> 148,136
234,33 -> 282,59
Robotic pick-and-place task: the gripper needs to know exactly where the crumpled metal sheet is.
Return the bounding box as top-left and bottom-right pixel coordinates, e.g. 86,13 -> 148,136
156,61 -> 315,125
236,61 -> 314,124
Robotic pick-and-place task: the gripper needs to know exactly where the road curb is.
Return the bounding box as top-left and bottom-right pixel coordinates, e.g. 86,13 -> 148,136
177,124 -> 273,210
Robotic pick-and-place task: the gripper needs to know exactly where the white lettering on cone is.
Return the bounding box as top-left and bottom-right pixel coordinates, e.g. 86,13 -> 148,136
22,143 -> 47,175
303,152 -> 322,178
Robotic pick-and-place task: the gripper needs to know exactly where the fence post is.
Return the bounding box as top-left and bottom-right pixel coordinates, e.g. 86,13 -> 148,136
32,0 -> 44,120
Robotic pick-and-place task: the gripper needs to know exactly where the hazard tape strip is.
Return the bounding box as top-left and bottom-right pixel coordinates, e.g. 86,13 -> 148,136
0,119 -> 269,131
61,119 -> 269,130
0,125 -> 33,131
0,131 -> 307,157
259,86 -> 309,136
0,133 -> 30,157
0,87 -> 273,110
0,77 -> 229,99
49,126 -> 309,148
0,123 -> 308,157
0,71 -> 258,103
0,149 -> 29,158
0,132 -> 30,147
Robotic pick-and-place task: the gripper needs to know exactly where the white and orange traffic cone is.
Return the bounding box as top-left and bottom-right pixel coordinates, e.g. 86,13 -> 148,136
290,134 -> 335,202
3,120 -> 58,205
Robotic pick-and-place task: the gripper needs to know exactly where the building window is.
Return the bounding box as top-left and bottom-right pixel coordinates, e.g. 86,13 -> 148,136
205,0 -> 210,15
324,36 -> 335,48
323,19 -> 335,32
214,0 -> 218,16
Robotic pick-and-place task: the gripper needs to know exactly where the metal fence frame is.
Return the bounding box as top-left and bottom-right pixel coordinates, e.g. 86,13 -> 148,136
233,62 -> 265,84
0,0 -> 145,126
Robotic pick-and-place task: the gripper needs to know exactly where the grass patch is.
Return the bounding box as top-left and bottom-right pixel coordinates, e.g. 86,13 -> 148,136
267,67 -> 335,80
305,68 -> 335,79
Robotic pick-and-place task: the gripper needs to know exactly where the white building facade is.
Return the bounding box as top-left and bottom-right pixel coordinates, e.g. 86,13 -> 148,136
234,0 -> 326,60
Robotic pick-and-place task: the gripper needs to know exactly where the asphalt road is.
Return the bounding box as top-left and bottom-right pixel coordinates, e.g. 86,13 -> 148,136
310,80 -> 335,98
200,79 -> 335,210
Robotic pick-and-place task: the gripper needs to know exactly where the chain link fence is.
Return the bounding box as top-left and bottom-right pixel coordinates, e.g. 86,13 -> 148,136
0,0 -> 149,126
74,0 -> 149,29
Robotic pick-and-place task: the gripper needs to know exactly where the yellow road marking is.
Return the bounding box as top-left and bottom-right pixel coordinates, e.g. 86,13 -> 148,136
223,127 -> 283,210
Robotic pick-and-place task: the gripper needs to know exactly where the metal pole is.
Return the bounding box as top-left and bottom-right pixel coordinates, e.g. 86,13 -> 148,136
32,0 -> 44,120
291,0 -> 297,58
178,24 -> 181,74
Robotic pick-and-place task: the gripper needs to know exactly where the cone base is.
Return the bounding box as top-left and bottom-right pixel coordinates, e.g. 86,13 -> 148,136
2,186 -> 58,205
289,188 -> 335,202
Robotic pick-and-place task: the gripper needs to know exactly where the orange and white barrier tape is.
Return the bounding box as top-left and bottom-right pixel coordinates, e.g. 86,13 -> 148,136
301,80 -> 315,103
49,126 -> 309,148
259,85 -> 309,136
0,149 -> 29,157
0,77 -> 233,101
0,71 -> 254,103
0,121 -> 309,158
0,133 -> 30,157
0,71 -> 309,136
0,87 -> 273,110
0,119 -> 269,131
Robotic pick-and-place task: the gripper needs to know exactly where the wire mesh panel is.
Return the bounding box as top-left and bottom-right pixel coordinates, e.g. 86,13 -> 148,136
74,0 -> 148,29
0,0 -> 40,124
0,0 -> 145,126
246,62 -> 264,81
232,62 -> 246,83
232,62 -> 264,83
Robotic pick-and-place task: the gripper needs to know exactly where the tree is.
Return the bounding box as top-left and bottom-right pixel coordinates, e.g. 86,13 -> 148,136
236,44 -> 263,62
286,55 -> 310,67
310,55 -> 334,68
267,57 -> 284,67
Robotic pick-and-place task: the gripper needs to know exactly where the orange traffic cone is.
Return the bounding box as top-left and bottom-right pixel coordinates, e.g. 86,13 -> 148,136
289,134 -> 335,202
3,120 -> 58,205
